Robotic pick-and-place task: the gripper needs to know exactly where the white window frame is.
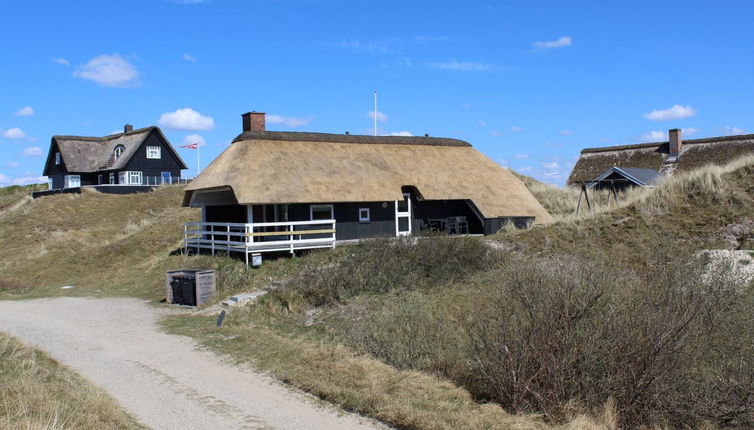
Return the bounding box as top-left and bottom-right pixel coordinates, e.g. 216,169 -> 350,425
146,146 -> 161,159
310,204 -> 334,221
114,145 -> 124,161
128,171 -> 143,185
395,192 -> 412,236
109,173 -> 115,184
358,208 -> 370,223
55,152 -> 61,165
64,175 -> 80,189
118,171 -> 126,184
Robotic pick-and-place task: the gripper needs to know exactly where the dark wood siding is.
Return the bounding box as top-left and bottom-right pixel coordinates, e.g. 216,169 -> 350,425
287,202 -> 395,240
122,132 -> 183,180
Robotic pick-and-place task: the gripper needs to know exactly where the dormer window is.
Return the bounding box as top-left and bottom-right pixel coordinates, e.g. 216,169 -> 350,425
146,146 -> 161,159
55,152 -> 61,165
113,145 -> 125,161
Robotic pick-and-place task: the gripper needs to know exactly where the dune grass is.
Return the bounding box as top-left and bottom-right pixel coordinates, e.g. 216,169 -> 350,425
0,333 -> 144,430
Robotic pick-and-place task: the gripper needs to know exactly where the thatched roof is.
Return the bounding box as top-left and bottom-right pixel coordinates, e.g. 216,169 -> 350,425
184,131 -> 554,223
43,127 -> 187,174
567,134 -> 754,185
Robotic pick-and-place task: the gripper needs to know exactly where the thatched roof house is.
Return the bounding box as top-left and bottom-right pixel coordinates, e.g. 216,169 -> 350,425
183,112 -> 552,248
568,128 -> 754,186
43,124 -> 187,191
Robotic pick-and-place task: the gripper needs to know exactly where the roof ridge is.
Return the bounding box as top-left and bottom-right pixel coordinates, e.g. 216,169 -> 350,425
231,130 -> 472,147
580,133 -> 754,154
53,126 -> 156,142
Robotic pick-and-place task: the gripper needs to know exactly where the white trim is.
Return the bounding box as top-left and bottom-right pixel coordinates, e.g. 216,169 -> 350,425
310,204 -> 334,221
128,171 -> 143,185
109,173 -> 115,184
146,146 -> 161,159
114,145 -> 124,161
358,207 -> 371,223
64,174 -> 80,188
395,192 -> 412,236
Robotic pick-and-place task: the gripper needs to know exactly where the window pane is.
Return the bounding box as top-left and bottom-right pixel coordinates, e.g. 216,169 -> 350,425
311,207 -> 332,220
398,217 -> 409,232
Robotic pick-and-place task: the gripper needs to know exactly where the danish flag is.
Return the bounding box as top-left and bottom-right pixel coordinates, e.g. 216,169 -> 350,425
181,143 -> 199,149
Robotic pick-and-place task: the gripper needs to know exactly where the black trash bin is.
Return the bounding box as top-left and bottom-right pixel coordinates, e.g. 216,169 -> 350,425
170,277 -> 184,304
180,274 -> 197,306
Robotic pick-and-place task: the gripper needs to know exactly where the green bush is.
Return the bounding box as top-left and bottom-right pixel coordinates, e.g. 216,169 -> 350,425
279,235 -> 493,306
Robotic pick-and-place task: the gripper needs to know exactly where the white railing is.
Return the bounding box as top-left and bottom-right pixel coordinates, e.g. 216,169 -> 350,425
183,219 -> 336,264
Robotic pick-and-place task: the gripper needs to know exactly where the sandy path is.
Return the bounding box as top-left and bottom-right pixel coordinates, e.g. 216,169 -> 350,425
0,297 -> 385,430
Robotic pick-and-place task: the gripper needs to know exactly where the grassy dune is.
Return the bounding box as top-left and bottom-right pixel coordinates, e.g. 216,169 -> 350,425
0,333 -> 144,430
2,158 -> 753,429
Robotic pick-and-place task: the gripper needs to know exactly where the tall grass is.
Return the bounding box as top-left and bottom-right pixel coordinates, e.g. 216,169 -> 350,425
0,333 -> 143,430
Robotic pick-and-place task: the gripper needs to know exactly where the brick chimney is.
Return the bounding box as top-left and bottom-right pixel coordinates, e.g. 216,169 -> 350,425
241,112 -> 266,132
124,124 -> 133,133
669,128 -> 682,155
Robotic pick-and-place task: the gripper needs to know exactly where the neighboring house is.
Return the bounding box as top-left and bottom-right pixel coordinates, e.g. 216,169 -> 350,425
43,124 -> 187,191
182,111 -> 553,262
587,167 -> 662,191
568,128 -> 754,186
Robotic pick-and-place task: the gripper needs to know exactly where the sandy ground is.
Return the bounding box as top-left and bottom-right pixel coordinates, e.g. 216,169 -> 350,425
0,297 -> 386,430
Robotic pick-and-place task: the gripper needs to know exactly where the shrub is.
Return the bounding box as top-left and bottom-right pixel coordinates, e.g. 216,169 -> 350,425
465,253 -> 754,428
281,235 -> 493,306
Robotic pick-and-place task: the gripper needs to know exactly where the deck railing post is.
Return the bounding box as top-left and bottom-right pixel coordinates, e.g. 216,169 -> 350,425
211,223 -> 215,256
290,223 -> 294,254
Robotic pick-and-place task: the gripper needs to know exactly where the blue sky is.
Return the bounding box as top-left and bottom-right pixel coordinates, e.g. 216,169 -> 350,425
1,0 -> 753,186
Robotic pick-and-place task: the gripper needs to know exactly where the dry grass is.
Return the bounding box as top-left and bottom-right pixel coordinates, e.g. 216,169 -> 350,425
0,333 -> 143,430
164,311 -> 615,430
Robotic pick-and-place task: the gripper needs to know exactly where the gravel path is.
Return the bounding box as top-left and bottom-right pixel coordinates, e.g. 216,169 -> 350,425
0,297 -> 385,430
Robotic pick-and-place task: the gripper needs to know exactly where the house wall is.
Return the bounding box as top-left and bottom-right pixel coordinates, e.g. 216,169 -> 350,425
287,202 -> 395,240
484,217 -> 534,234
122,132 -> 183,180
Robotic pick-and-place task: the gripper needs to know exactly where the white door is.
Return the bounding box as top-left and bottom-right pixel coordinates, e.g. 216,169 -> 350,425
395,193 -> 412,236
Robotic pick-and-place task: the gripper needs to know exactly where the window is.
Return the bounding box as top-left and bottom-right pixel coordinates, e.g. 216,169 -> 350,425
118,171 -> 126,184
146,146 -> 161,159
98,174 -> 103,185
109,173 -> 115,184
64,175 -> 80,188
128,171 -> 143,185
113,145 -> 124,161
358,208 -> 370,222
310,204 -> 333,221
55,152 -> 61,165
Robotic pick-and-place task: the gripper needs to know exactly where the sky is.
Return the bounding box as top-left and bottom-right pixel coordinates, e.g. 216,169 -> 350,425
1,0 -> 753,187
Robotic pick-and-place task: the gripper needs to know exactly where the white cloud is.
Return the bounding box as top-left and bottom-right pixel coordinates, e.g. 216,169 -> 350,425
644,104 -> 696,121
158,108 -> 215,131
640,127 -> 700,142
2,128 -> 28,140
532,36 -> 572,50
181,53 -> 197,62
333,39 -> 393,54
73,54 -> 140,88
51,58 -> 70,66
386,131 -> 413,136
22,146 -> 43,157
182,134 -> 206,146
559,130 -> 574,135
683,127 -> 700,136
517,166 -> 533,173
6,161 -> 19,168
490,130 -> 502,137
460,104 -> 471,109
14,106 -> 34,116
511,126 -> 523,132
367,110 -> 388,122
11,175 -> 47,185
515,153 -> 529,159
0,173 -> 10,184
640,130 -> 667,142
722,125 -> 745,135
267,114 -> 313,128
427,61 -> 494,71
542,161 -> 559,169
478,120 -> 486,127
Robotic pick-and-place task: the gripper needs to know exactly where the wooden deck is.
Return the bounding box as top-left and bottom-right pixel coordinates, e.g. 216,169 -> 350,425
184,220 -> 336,264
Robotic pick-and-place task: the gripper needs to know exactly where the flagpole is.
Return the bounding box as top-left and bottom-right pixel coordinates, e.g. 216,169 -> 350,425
197,144 -> 201,177
373,90 -> 377,136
